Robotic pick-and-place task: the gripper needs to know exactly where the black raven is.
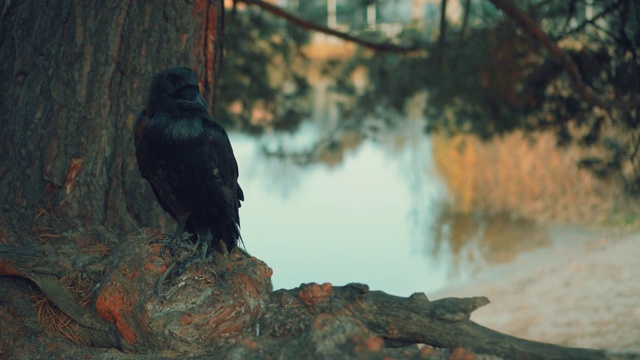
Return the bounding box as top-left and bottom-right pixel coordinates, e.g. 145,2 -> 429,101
135,67 -> 243,283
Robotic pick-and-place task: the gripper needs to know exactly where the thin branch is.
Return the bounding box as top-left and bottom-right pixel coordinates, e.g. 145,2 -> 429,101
556,0 -> 624,39
488,0 -> 612,110
632,141 -> 640,187
618,0 -> 632,51
460,0 -> 472,41
438,0 -> 448,67
629,127 -> 640,166
559,0 -> 578,35
235,0 -> 419,53
587,17 -> 620,40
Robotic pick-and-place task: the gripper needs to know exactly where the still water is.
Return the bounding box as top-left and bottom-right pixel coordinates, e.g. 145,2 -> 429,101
231,120 -> 462,296
230,119 -> 576,296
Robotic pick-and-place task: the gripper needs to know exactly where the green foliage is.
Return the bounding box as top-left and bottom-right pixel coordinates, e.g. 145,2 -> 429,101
215,7 -> 311,134
335,0 -> 640,192
218,0 -> 640,193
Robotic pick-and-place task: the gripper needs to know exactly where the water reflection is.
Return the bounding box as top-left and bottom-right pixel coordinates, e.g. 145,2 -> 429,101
233,122 -> 437,296
228,117 -> 553,296
431,211 -> 551,279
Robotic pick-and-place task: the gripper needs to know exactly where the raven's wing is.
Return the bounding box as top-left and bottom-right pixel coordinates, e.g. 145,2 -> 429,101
134,110 -> 187,223
203,117 -> 243,227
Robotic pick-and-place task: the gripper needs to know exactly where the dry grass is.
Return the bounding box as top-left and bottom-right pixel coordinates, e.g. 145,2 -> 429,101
31,226 -> 63,243
28,270 -> 94,346
78,242 -> 111,256
432,131 -> 636,224
31,195 -> 62,244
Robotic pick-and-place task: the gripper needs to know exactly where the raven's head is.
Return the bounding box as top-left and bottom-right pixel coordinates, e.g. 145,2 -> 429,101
147,67 -> 209,115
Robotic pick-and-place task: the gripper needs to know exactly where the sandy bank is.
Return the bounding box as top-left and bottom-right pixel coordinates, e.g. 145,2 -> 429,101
432,226 -> 640,352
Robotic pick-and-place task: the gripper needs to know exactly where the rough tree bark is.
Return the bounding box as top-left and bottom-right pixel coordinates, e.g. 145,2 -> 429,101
0,0 -> 223,243
0,232 -> 613,359
0,2 -> 631,359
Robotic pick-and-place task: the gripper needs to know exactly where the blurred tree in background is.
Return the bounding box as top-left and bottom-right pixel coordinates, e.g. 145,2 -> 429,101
354,0 -> 640,189
228,0 -> 640,193
215,5 -> 312,133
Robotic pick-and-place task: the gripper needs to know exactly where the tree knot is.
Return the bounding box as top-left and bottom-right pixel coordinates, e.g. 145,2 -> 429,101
430,296 -> 490,322
298,282 -> 333,307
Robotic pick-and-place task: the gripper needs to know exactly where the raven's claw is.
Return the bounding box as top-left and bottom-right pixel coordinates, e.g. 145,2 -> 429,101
151,231 -> 193,258
174,241 -> 209,276
156,237 -> 210,299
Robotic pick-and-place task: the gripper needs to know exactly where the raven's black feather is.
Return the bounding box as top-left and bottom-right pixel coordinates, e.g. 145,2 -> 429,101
135,67 -> 243,253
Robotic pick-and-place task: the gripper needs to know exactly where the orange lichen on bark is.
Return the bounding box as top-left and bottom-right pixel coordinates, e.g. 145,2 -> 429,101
260,262 -> 274,279
352,334 -> 384,353
206,303 -> 247,337
449,347 -> 476,360
143,260 -> 167,274
89,233 -> 272,352
192,0 -> 207,16
364,336 -> 384,351
191,0 -> 219,104
129,267 -> 138,281
95,279 -> 136,344
180,313 -> 194,326
64,158 -> 84,195
419,345 -> 437,356
298,282 -> 333,307
192,0 -> 209,70
216,304 -> 247,332
214,320 -> 245,337
204,5 -> 217,91
0,262 -> 21,276
387,322 -> 398,338
233,273 -> 261,299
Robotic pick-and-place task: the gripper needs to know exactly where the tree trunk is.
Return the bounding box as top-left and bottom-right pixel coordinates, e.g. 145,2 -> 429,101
0,0 -> 224,244
0,2 -> 633,359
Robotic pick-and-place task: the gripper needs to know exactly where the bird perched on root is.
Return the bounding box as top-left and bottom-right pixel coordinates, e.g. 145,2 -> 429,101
134,67 -> 244,296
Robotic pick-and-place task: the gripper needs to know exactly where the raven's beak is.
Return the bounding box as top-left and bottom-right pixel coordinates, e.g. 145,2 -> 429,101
194,93 -> 210,112
176,92 -> 210,113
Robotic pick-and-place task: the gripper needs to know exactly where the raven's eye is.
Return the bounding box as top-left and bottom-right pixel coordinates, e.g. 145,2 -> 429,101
175,86 -> 199,101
